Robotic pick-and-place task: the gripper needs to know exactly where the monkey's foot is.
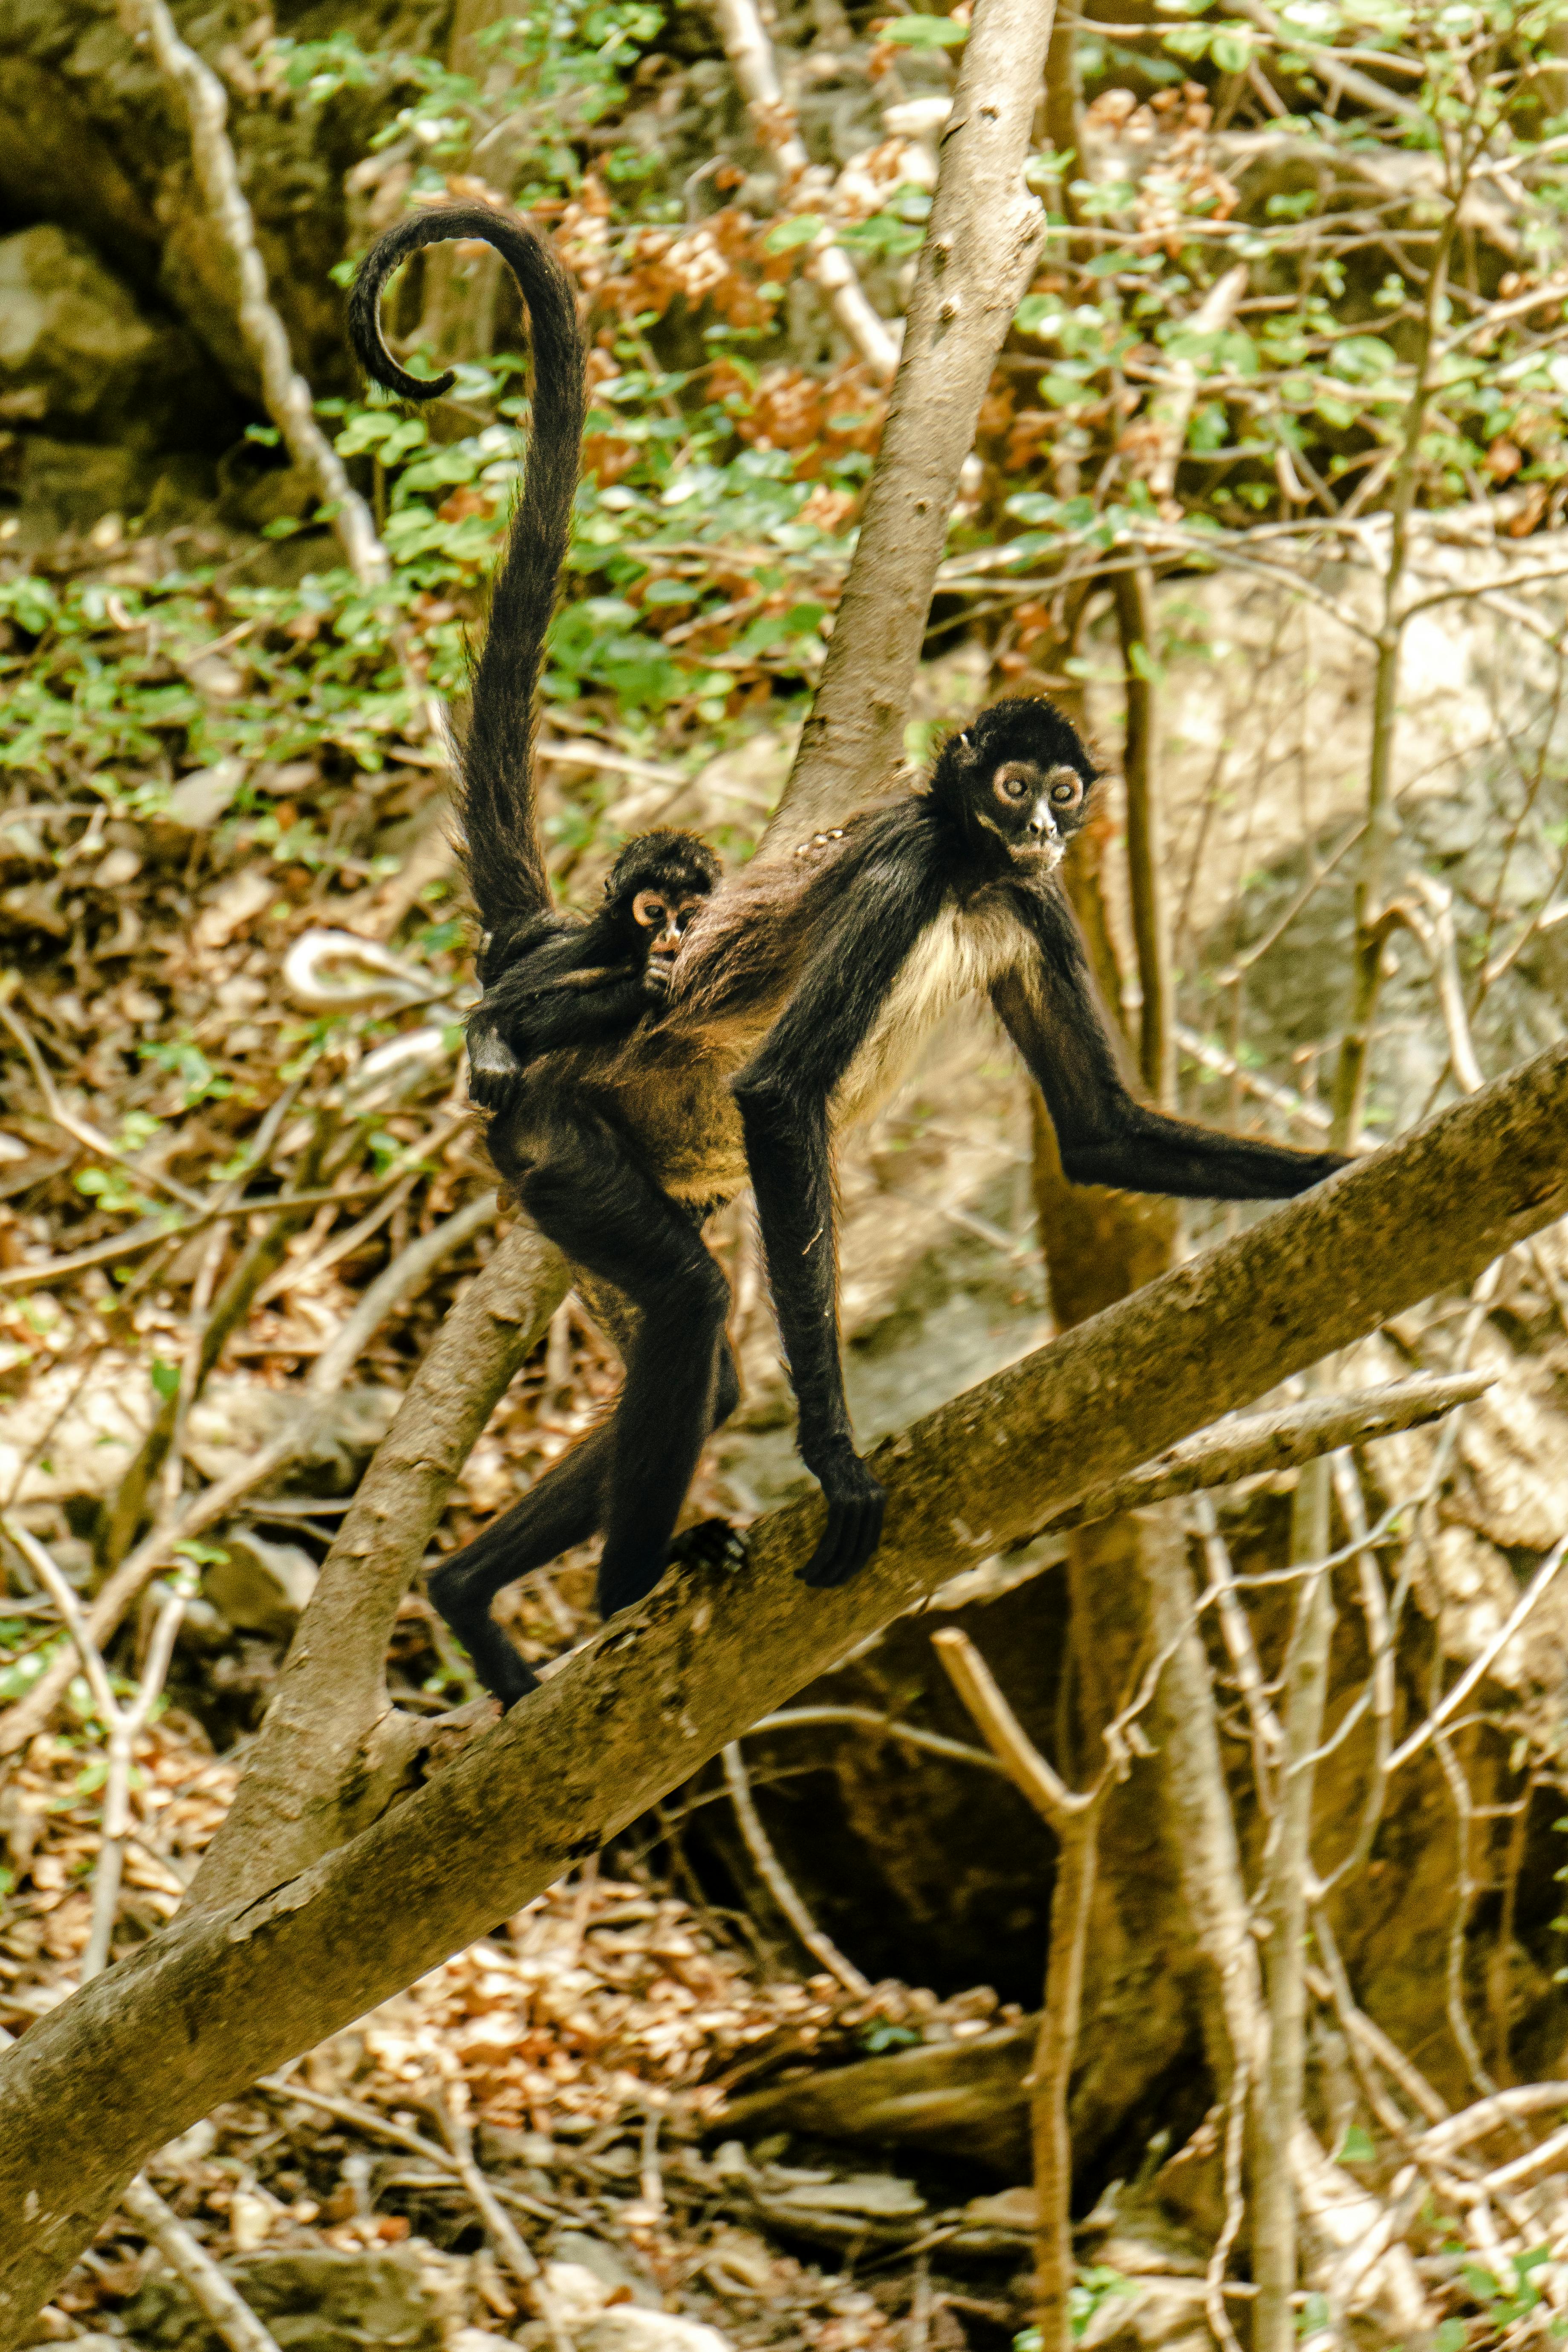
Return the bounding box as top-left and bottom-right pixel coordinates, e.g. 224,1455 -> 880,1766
429,1578 -> 542,1708
667,1517 -> 749,1575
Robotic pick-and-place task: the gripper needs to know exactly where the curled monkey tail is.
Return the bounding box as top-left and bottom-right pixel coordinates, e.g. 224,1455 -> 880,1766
349,207 -> 589,946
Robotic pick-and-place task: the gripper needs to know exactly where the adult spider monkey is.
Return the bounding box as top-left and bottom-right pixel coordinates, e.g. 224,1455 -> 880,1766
352,208 -> 1351,1707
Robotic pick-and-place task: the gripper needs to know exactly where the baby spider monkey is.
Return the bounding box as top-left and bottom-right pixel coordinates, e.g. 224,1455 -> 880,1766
468,829 -> 720,1105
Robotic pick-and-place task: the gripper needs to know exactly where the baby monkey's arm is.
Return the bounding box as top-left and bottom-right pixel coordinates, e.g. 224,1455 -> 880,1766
467,959 -> 651,1108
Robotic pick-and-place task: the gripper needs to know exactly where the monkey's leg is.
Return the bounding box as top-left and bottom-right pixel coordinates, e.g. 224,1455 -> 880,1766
521,1119 -> 733,1623
428,1312 -> 738,1706
427,1424 -> 613,1706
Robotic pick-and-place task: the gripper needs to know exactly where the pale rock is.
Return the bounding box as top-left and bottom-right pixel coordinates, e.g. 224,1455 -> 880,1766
204,1530 -> 318,1638
165,757 -> 247,828
92,845 -> 141,890
541,2266 -> 616,2332
0,223 -> 217,446
195,867 -> 274,947
961,2186 -> 1036,2231
580,2311 -> 732,2352
540,2262 -> 719,2352
1077,2277 -> 1205,2352
229,2187 -> 279,2252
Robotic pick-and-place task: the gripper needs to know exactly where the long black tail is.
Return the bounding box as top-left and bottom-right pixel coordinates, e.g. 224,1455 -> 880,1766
349,207 -> 588,946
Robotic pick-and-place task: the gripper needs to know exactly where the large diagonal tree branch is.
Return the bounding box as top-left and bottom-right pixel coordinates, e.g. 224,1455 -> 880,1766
2,1041 -> 1565,2332
760,0 -> 1055,846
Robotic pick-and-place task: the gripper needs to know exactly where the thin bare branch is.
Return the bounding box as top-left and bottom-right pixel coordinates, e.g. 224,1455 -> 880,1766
0,1193 -> 498,1757
120,2178 -> 283,2352
1387,1533 -> 1568,1774
722,1742 -> 870,1993
114,0 -> 387,585
710,0 -> 898,380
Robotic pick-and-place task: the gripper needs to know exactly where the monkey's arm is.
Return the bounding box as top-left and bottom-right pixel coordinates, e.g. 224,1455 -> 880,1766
733,854 -> 945,1590
467,969 -> 651,1108
993,888 -> 1351,1197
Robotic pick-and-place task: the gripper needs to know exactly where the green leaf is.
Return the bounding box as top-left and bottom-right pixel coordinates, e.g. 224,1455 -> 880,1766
1336,2123 -> 1375,2163
1433,2321 -> 1468,2352
859,2022 -> 922,2052
150,1360 -> 182,1402
764,214 -> 824,253
879,12 -> 969,43
1014,295 -> 1062,338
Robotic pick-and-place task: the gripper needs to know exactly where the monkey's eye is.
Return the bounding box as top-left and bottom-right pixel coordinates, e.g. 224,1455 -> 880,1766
994,764 -> 1033,803
632,892 -> 667,929
1048,767 -> 1083,809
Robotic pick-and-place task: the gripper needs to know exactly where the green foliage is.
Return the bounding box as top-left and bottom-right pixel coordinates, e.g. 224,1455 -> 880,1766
877,12 -> 969,44
1014,2268 -> 1136,2347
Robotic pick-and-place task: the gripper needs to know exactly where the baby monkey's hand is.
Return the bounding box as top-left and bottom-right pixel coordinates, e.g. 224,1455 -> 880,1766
466,1015 -> 526,1111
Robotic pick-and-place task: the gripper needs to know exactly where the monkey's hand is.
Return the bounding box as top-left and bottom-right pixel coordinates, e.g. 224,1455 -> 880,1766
468,1018 -> 527,1111
797,1442 -> 886,1590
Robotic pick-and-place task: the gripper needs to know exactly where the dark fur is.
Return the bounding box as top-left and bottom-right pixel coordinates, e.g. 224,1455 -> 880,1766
350,205 -> 588,975
467,830 -> 720,1102
351,224 -> 1351,1707
351,211 -> 739,1702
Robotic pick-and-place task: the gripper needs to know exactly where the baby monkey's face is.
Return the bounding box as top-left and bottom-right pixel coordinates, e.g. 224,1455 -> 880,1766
632,886 -> 711,994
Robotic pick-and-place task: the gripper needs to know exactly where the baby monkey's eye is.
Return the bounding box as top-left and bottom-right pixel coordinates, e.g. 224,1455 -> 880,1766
632,891 -> 668,928
1048,767 -> 1083,808
996,766 -> 1031,801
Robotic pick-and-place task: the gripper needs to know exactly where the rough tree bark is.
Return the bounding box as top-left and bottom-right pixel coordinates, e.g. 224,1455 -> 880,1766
2,1038 -> 1565,2332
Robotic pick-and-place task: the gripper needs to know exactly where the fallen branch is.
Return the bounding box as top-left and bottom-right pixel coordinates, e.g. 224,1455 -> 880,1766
120,2178 -> 282,2352
114,0 -> 387,586
434,2093 -> 574,2352
2,1039 -> 1566,2323
255,2076 -> 564,2224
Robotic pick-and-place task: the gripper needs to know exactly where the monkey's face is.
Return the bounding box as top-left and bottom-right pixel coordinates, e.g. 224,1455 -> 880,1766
981,758 -> 1086,869
632,886 -> 711,994
930,697 -> 1097,874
